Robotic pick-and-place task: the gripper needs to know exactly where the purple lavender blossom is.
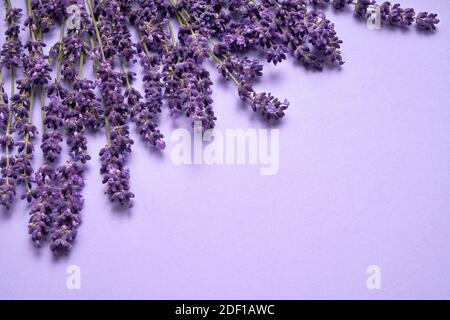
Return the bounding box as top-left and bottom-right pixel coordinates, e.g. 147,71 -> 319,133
416,12 -> 440,31
99,145 -> 134,206
28,164 -> 56,246
90,0 -> 135,207
23,40 -> 52,86
72,79 -> 103,131
41,83 -> 68,163
49,161 -> 84,254
163,44 -> 217,130
0,82 -> 8,134
10,84 -> 37,201
27,0 -> 66,33
0,7 -> 23,70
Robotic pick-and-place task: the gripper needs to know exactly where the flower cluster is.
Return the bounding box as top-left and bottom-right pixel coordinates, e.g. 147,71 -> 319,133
0,79 -> 15,208
49,0 -> 93,82
0,0 -> 440,256
316,0 -> 440,31
129,2 -> 168,148
0,4 -> 23,208
0,7 -> 23,70
50,161 -> 84,254
162,42 -> 217,130
133,50 -> 165,149
28,164 -> 56,246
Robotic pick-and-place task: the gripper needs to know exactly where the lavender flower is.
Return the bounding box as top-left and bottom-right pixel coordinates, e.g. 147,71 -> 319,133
0,155 -> 16,209
72,79 -> 103,130
41,83 -> 68,163
99,145 -> 134,206
163,48 -> 216,129
0,81 -> 8,137
63,90 -> 91,163
0,7 -> 23,70
27,0 -> 66,33
329,0 -> 440,30
89,0 -> 135,206
93,0 -> 136,61
28,164 -> 56,246
10,86 -> 37,201
50,161 -> 84,254
0,5 -> 22,209
23,40 -> 52,87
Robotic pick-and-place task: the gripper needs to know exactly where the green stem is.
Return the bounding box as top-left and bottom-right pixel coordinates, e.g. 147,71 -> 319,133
78,51 -> 84,79
56,17 -> 65,82
0,67 -> 12,184
25,0 -> 35,40
120,58 -> 131,89
85,0 -> 105,61
85,0 -> 112,145
103,99 -> 112,146
170,1 -> 242,87
40,86 -> 45,134
5,68 -> 14,165
168,19 -> 176,44
28,89 -> 35,125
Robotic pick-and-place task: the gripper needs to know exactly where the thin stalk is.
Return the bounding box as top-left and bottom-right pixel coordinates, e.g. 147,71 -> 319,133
85,0 -> 112,145
120,58 -> 131,89
85,0 -> 105,60
22,87 -> 34,194
40,86 -> 45,134
168,19 -> 176,45
88,35 -> 111,145
22,0 -> 38,194
89,37 -> 98,72
4,67 -> 15,183
169,1 -> 242,87
56,18 -> 65,83
78,51 -> 84,79
25,0 -> 35,40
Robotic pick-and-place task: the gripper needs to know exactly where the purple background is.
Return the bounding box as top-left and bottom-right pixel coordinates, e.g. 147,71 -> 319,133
1,0 -> 450,299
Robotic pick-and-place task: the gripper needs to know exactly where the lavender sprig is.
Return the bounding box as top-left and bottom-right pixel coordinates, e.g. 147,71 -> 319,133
327,0 -> 440,31
0,1 -> 22,208
87,0 -> 135,206
28,164 -> 55,246
49,161 -> 84,254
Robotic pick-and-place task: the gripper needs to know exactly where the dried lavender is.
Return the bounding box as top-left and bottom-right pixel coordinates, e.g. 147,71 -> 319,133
88,0 -> 135,206
45,3 -> 91,254
324,0 -> 440,30
170,2 -> 288,121
49,161 -> 84,254
41,82 -> 67,163
9,0 -> 53,202
0,74 -> 15,208
0,4 -> 23,70
49,7 -> 91,82
28,164 -> 56,246
126,2 -> 167,149
0,1 -> 23,209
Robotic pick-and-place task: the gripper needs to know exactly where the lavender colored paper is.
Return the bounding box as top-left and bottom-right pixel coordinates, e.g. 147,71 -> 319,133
1,0 -> 450,299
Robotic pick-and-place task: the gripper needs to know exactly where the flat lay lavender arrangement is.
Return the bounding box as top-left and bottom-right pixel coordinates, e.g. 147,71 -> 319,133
0,0 -> 441,258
